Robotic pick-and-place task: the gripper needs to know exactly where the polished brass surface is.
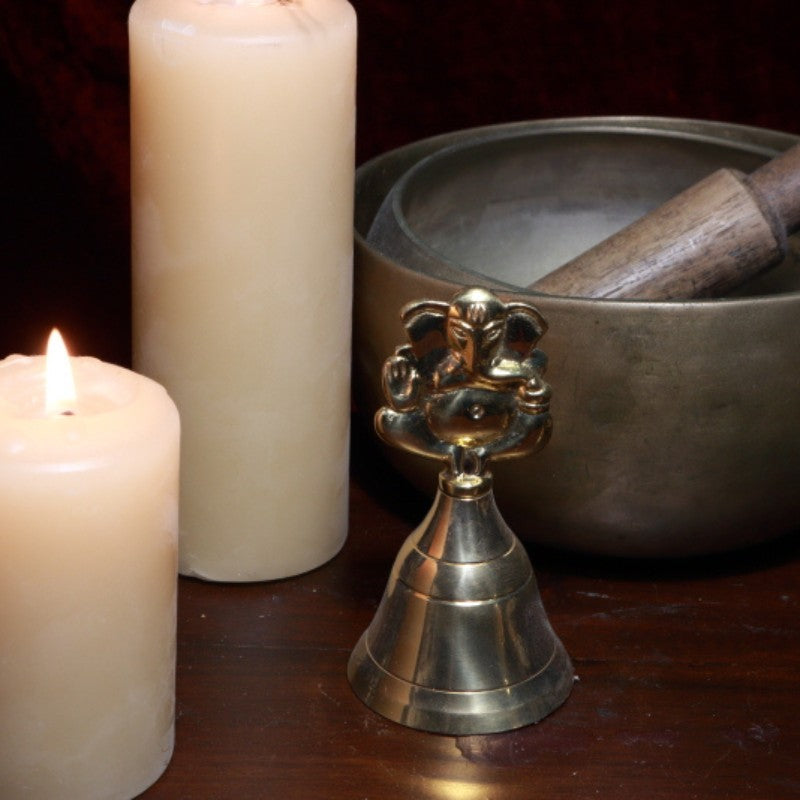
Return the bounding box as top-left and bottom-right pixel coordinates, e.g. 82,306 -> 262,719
348,288 -> 573,734
353,117 -> 800,557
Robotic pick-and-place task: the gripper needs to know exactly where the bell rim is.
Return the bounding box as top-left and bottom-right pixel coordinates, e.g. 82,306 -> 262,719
347,632 -> 574,735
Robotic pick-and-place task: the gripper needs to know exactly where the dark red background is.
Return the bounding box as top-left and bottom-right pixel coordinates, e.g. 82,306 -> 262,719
2,1 -> 799,363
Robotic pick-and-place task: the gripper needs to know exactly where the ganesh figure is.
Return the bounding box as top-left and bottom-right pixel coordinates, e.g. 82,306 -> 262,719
376,286 -> 553,481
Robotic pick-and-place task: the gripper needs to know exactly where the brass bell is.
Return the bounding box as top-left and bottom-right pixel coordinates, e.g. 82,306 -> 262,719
348,287 -> 574,734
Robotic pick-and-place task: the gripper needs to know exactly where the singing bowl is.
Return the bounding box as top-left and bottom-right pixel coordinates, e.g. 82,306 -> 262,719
353,117 -> 800,558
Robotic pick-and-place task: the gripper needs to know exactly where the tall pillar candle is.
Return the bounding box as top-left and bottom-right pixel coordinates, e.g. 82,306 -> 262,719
129,0 -> 357,581
0,338 -> 180,799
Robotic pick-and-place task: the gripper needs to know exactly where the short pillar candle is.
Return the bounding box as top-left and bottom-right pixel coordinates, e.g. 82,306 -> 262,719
0,335 -> 180,799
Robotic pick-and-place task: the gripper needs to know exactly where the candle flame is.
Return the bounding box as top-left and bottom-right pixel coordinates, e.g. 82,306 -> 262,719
45,329 -> 77,416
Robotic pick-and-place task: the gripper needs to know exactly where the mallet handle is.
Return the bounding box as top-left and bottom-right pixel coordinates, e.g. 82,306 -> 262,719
530,143 -> 800,299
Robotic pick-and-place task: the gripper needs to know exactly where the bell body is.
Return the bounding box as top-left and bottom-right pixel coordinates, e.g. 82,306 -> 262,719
348,472 -> 573,735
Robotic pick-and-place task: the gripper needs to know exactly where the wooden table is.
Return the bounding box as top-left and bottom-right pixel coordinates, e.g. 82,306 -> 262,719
141,422 -> 800,799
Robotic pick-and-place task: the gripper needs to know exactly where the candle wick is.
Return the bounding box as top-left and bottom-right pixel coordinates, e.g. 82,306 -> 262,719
60,410 -> 76,417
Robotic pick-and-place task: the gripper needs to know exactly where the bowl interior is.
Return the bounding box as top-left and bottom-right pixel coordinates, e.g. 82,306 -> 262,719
366,126 -> 800,296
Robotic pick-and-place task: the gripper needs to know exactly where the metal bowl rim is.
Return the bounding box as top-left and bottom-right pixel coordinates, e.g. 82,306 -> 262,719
355,116 -> 800,308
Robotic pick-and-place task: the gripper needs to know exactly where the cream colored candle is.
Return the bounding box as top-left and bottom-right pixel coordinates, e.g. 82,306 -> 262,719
129,0 -> 356,582
0,334 -> 180,800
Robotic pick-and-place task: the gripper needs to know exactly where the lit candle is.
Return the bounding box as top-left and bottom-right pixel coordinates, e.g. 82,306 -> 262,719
129,0 -> 357,582
0,331 -> 180,800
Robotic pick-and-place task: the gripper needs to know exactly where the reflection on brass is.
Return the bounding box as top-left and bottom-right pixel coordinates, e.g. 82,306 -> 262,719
348,287 -> 574,734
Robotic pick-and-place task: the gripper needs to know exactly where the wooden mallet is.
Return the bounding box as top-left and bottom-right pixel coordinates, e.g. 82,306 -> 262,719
530,142 -> 800,299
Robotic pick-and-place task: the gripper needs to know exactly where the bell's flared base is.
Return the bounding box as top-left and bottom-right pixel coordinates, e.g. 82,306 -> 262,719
348,631 -> 573,735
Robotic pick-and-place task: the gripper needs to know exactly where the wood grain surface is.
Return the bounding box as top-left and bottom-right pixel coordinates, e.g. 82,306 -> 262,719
139,424 -> 800,799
